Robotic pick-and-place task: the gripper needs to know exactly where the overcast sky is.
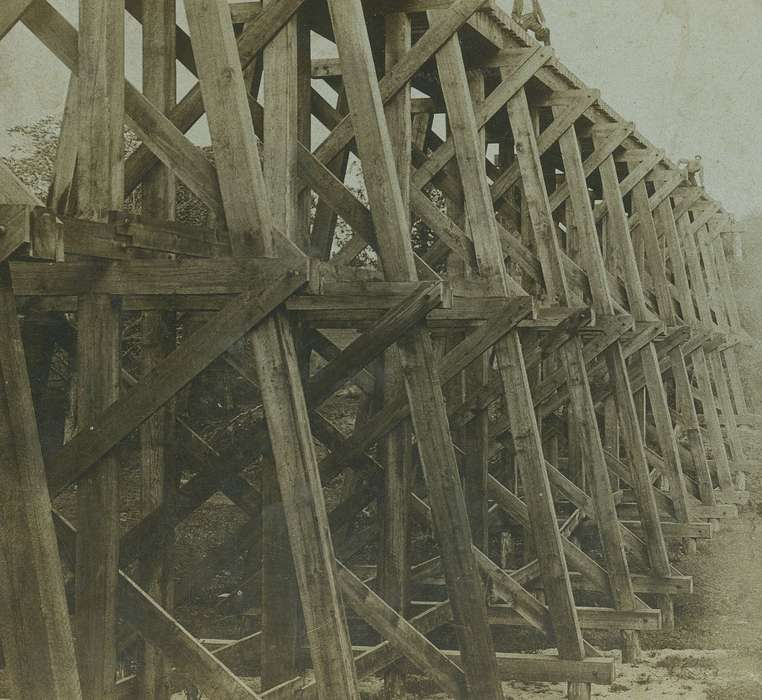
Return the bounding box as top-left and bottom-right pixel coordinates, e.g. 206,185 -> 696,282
2,1 -> 761,217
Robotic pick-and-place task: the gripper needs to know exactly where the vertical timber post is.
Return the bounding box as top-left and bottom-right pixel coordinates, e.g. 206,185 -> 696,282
555,117 -> 646,664
184,2 -> 360,696
0,270 -> 83,699
138,1 -> 177,697
260,0 -> 308,687
595,145 -> 674,631
327,2 -> 503,697
380,11 -> 413,699
74,2 -> 124,698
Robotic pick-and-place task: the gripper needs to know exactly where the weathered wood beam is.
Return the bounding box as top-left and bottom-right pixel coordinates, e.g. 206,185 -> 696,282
10,257 -> 304,296
138,1 -> 177,694
259,0 -> 308,687
595,145 -> 673,582
0,263 -> 82,698
327,2 -> 503,697
379,12 -> 415,698
0,204 -> 63,263
555,114 -> 649,610
184,2 -> 359,696
450,28 -> 590,660
312,0 -> 491,171
72,3 -> 124,697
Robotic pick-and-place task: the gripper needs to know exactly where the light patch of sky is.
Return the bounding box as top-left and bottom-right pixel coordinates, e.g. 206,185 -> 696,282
2,1 -> 760,215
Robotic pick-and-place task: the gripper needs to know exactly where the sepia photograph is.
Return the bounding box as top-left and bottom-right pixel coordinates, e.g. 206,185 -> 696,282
0,1 -> 760,697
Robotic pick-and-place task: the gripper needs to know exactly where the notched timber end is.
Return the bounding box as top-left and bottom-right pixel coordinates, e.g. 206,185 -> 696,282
0,204 -> 64,263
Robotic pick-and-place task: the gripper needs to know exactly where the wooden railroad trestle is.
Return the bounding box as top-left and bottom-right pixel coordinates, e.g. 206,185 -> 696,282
0,1 -> 751,698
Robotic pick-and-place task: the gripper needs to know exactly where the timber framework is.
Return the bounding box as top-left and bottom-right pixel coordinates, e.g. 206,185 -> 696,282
0,1 -> 752,698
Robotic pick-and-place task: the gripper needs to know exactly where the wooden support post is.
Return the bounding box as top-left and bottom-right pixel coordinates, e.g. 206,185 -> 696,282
630,180 -> 690,521
0,178 -> 82,696
552,111 -> 644,664
0,263 -> 82,698
594,143 -> 673,630
494,97 -> 590,695
138,3 -> 177,697
380,12 -> 413,699
435,39 -> 586,695
185,2 -> 359,697
73,3 -> 124,698
259,0 -> 310,687
462,71 -> 490,552
327,3 -> 502,697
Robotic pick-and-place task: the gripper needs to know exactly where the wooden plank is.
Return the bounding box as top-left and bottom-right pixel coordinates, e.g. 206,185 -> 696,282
439,650 -> 615,686
0,263 -> 82,698
492,89 -> 598,203
677,214 -> 735,492
72,4 -> 124,698
554,118 -> 644,657
380,13 -> 414,698
617,521 -> 711,539
595,146 -> 673,582
434,39 -> 593,698
260,3 -> 309,686
21,2 -> 224,222
327,3 -> 502,697
184,3 -> 359,696
695,226 -> 746,463
505,89 -> 615,687
566,573 -> 693,596
485,605 -> 661,632
119,285 -> 459,572
10,258 -> 305,296
310,91 -> 350,259
120,0 -> 307,196
52,513 -> 261,700
412,46 -> 552,195
549,123 -> 633,213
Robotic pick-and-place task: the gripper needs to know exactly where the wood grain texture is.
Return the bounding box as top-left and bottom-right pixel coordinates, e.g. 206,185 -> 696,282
0,263 -> 82,698
184,2 -> 359,696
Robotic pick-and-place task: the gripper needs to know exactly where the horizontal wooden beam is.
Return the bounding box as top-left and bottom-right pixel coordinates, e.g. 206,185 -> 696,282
402,602 -> 661,631
437,650 -> 615,686
563,572 -> 693,595
10,258 -> 299,296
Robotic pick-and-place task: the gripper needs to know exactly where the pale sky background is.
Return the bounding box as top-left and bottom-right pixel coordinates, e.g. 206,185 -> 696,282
1,1 -> 761,217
